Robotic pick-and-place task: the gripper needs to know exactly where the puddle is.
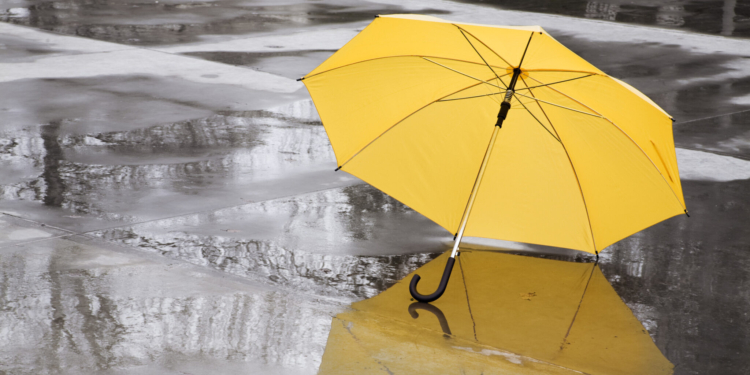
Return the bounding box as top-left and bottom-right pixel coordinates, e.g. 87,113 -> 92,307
0,97 -> 350,230
91,184 -> 448,299
0,234 -> 338,375
0,0 -> 448,45
455,0 -> 750,38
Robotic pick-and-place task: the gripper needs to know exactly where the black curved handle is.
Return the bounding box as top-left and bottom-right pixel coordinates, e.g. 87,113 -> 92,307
408,302 -> 452,337
409,256 -> 455,303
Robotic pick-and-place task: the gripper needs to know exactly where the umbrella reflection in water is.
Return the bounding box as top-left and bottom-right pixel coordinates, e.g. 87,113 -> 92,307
319,251 -> 672,375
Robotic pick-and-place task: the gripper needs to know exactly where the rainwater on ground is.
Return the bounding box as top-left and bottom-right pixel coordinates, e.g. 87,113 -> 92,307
1,0 -> 749,374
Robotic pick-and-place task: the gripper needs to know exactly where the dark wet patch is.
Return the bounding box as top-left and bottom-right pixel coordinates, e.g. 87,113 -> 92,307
183,50 -> 336,79
600,178 -> 750,375
456,0 -> 750,38
548,33 -> 750,155
0,34 -> 62,62
0,0 -> 449,45
184,50 -> 335,66
675,109 -> 750,160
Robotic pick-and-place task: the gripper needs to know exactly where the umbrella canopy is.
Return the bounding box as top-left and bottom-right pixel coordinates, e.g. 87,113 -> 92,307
301,14 -> 687,301
318,251 -> 673,375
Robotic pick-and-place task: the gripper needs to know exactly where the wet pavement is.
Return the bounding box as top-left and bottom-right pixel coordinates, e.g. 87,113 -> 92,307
1,0 -> 750,374
459,0 -> 750,38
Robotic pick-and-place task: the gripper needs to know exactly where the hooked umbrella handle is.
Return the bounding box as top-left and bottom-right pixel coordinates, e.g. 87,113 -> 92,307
409,256 -> 456,303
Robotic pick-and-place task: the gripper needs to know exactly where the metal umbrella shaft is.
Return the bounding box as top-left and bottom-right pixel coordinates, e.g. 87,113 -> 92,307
409,69 -> 522,303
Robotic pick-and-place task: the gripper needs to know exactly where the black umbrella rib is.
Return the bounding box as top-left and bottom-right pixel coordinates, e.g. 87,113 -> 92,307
422,58 -> 505,90
518,32 -> 534,68
521,76 -> 598,252
455,25 -> 508,89
511,75 -> 559,141
512,94 -> 561,143
438,73 -> 592,101
454,26 -> 513,67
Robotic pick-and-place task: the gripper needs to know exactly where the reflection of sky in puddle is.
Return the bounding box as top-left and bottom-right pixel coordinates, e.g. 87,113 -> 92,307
0,105 -> 344,224
0,231 -> 337,375
91,183 -> 448,299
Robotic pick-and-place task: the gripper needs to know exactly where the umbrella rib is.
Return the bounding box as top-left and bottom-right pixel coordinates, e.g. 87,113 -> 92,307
515,74 -> 595,91
453,26 -> 514,70
512,93 -> 561,143
518,31 -> 534,67
302,55 -> 507,80
455,25 -> 508,89
526,75 -> 687,210
336,79 -> 493,170
512,92 -> 602,118
437,78 -> 512,102
438,73 -> 590,101
521,76 -> 598,252
422,58 -> 505,90
523,69 -> 600,75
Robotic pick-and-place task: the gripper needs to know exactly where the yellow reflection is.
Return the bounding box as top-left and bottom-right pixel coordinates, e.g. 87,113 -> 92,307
319,251 -> 672,374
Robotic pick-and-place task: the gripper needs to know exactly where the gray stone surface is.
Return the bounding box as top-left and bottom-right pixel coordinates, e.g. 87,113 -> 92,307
1,0 -> 749,373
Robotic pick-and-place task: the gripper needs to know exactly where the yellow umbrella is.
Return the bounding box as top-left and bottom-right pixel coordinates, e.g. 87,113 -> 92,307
300,14 -> 687,302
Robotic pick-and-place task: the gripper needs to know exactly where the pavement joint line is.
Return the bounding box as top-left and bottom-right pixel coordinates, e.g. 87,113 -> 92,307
2,234 -> 77,250
1,212 -> 77,234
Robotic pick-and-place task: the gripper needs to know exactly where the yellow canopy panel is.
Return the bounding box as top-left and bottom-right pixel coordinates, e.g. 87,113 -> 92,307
303,15 -> 686,254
